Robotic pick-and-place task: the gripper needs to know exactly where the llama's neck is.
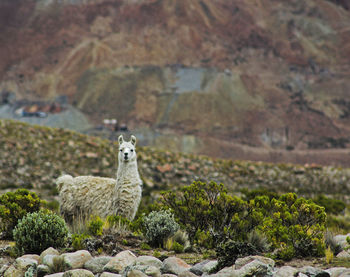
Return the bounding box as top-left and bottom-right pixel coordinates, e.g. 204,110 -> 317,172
116,160 -> 140,183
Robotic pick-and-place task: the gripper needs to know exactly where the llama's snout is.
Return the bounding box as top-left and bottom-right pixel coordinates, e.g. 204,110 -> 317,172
124,152 -> 129,161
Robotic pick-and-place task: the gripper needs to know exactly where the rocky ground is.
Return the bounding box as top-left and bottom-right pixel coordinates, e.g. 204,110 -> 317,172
2,233 -> 350,277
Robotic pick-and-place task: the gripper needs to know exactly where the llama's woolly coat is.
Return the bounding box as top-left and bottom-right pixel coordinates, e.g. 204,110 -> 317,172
56,135 -> 142,223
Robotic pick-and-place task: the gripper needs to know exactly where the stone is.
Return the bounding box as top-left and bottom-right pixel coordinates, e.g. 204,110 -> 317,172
62,250 -> 92,270
274,265 -> 299,277
21,254 -> 40,262
83,256 -> 111,273
123,264 -> 161,277
42,254 -> 60,268
237,260 -> 271,276
333,234 -> 350,250
339,269 -> 350,277
103,250 -> 137,273
178,270 -> 198,277
4,256 -> 38,277
63,269 -> 94,277
325,267 -> 347,277
161,275 -> 178,277
161,257 -> 191,275
336,251 -> 350,258
300,266 -> 330,277
37,264 -> 50,277
211,266 -> 237,277
190,260 -> 217,275
39,247 -> 60,263
134,255 -> 163,268
127,269 -> 148,277
45,273 -> 64,277
100,272 -> 122,277
235,255 -> 275,269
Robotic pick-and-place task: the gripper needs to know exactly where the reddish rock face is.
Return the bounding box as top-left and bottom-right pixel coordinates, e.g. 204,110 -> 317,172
1,0 -> 350,163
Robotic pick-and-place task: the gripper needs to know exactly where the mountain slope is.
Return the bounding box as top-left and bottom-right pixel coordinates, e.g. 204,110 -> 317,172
1,0 -> 350,162
1,119 -> 350,205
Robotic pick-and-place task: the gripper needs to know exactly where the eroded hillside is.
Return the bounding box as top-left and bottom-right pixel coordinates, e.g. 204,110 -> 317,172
1,0 -> 350,162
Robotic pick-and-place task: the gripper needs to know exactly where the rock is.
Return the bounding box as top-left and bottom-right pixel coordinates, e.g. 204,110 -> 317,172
39,247 -> 60,263
178,270 -> 198,277
211,266 -> 237,277
63,269 -> 94,277
42,254 -> 60,268
4,256 -> 38,277
103,250 -> 137,273
336,251 -> 350,258
123,264 -> 161,277
62,250 -> 92,270
100,272 -> 122,277
333,234 -> 350,250
235,255 -> 275,269
338,269 -> 350,277
161,257 -> 191,275
190,260 -> 217,275
325,267 -> 347,277
297,273 -> 308,277
236,260 -> 272,277
45,273 -> 64,277
84,256 -> 111,273
300,266 -> 330,277
21,254 -> 40,262
274,265 -> 299,277
161,275 -> 178,277
127,269 -> 148,277
134,255 -> 163,268
37,264 -> 50,277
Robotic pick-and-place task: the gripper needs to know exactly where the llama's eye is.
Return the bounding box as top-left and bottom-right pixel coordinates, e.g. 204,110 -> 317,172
131,149 -> 134,152
120,149 -> 123,152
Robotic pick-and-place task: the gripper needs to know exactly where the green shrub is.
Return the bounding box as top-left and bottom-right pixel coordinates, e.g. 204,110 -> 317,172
143,210 -> 180,247
13,210 -> 68,254
71,233 -> 91,251
162,181 -> 250,247
0,189 -> 43,238
241,188 -> 279,201
215,240 -> 259,271
253,193 -> 326,258
88,215 -> 103,236
312,194 -> 346,215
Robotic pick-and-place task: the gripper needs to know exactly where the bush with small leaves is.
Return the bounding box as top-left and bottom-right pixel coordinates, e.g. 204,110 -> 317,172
312,194 -> 346,215
214,240 -> 259,272
13,210 -> 68,254
143,210 -> 180,247
87,215 -> 103,236
162,181 -> 250,247
0,189 -> 43,238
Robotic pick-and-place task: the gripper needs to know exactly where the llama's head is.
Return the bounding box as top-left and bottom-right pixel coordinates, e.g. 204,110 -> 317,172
118,135 -> 137,163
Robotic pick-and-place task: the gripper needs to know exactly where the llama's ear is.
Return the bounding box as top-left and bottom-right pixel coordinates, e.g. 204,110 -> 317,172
131,135 -> 137,146
118,135 -> 124,145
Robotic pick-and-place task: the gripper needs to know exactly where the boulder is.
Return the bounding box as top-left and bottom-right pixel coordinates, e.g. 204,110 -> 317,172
161,257 -> 191,275
39,247 -> 60,263
4,256 -> 38,277
134,255 -> 162,268
62,269 -> 94,277
84,256 -> 111,274
62,250 -> 92,270
235,255 -> 275,270
103,250 -> 137,273
274,265 -> 299,277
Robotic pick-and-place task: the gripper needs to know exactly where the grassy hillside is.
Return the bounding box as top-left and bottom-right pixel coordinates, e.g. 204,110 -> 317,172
1,119 -> 350,203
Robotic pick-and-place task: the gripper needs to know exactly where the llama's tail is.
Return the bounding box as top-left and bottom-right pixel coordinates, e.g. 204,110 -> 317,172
56,174 -> 74,191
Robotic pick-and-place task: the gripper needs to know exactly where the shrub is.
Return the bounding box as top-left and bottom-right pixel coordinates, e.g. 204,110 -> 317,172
71,233 -> 90,251
253,193 -> 326,258
215,240 -> 259,271
162,181 -> 250,247
0,189 -> 43,238
13,210 -> 68,254
143,210 -> 180,247
312,194 -> 346,215
87,215 -> 103,236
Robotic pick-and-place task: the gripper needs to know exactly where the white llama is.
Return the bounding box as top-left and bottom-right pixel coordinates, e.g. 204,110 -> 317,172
56,135 -> 142,223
